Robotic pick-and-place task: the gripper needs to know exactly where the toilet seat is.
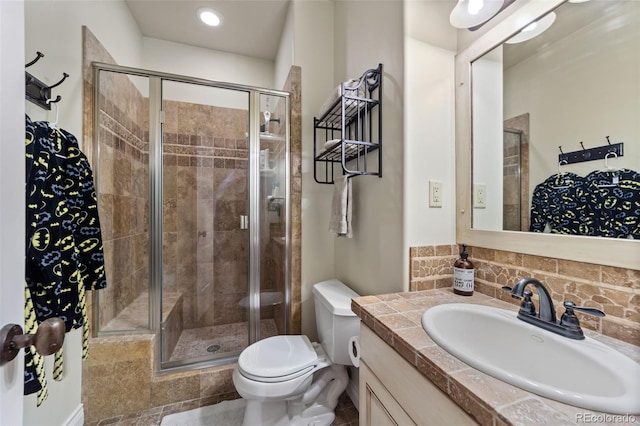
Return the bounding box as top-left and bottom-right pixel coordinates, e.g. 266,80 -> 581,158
238,335 -> 320,383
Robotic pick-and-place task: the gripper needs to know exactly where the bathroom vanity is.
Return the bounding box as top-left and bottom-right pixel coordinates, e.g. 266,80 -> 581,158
359,324 -> 474,425
352,289 -> 640,425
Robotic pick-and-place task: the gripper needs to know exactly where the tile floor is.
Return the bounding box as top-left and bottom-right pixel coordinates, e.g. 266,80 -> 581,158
169,319 -> 278,361
92,391 -> 359,425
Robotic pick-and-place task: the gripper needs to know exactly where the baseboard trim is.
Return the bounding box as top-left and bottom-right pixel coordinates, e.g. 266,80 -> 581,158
64,404 -> 84,426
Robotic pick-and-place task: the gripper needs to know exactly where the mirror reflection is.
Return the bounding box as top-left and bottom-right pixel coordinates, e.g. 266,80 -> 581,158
471,0 -> 640,239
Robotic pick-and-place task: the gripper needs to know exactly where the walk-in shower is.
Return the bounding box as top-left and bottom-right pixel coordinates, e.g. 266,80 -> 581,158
91,63 -> 290,371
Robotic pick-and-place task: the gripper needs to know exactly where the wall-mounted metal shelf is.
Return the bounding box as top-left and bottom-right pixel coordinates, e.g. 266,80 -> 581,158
313,64 -> 382,185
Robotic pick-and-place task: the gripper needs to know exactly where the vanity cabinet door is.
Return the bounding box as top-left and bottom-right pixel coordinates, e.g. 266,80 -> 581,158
359,325 -> 477,425
361,361 -> 416,426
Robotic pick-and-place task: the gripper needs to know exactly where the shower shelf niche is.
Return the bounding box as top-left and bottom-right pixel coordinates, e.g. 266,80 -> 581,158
313,63 -> 383,185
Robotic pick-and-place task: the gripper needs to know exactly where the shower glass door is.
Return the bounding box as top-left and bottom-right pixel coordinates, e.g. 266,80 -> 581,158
160,81 -> 252,366
93,64 -> 290,372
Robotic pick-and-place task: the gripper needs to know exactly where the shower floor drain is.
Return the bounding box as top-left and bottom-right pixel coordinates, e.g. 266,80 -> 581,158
207,344 -> 221,353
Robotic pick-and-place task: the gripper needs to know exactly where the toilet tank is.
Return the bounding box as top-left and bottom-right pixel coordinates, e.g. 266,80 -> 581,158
312,279 -> 360,365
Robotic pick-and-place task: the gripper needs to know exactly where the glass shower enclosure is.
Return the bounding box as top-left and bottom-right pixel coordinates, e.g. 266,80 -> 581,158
92,63 -> 290,370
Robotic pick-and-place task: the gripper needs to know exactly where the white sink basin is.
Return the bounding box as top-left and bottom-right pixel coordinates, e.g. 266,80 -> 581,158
421,303 -> 640,414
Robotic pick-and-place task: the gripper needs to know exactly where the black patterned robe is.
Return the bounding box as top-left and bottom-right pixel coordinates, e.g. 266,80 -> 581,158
25,115 -> 106,404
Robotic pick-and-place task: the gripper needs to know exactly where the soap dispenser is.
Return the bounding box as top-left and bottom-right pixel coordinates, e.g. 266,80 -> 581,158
453,244 -> 474,296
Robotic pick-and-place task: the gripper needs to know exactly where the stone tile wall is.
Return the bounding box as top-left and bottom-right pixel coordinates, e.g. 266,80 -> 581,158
82,334 -> 238,423
161,100 -> 250,330
94,59 -> 150,330
410,244 -> 640,345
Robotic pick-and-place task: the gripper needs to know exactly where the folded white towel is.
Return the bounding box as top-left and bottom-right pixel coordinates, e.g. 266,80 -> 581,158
329,176 -> 352,238
318,79 -> 365,118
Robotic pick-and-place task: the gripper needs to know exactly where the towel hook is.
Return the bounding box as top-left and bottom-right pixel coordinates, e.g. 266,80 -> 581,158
39,72 -> 68,105
47,72 -> 69,90
25,51 -> 44,68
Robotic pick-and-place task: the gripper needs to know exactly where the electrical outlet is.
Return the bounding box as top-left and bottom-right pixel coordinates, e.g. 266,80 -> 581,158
429,180 -> 443,208
474,183 -> 486,209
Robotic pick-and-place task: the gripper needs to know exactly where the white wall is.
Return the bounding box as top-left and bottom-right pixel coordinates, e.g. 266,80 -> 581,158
289,0 -> 336,340
1,1 -> 26,424
331,1 -> 405,297
274,3 -> 295,91
504,1 -> 640,194
23,1 -> 142,424
142,37 -> 276,108
403,0 -> 458,286
25,0 -> 142,137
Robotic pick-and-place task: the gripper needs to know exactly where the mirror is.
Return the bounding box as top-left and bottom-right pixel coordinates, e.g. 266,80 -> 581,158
472,0 -> 639,236
455,0 -> 639,268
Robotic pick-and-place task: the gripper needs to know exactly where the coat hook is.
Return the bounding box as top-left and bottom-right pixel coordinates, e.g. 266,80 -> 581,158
47,72 -> 69,91
25,51 -> 44,68
47,95 -> 62,104
605,136 -> 611,145
579,141 -> 586,150
558,146 -> 564,154
40,72 -> 69,101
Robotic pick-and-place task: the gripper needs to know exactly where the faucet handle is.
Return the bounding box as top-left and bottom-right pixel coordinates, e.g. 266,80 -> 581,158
560,301 -> 605,331
519,290 -> 536,316
563,301 -> 605,318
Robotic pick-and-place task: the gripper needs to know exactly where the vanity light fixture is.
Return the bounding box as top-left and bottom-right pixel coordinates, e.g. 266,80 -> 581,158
197,8 -> 222,27
449,0 -> 505,29
505,12 -> 556,44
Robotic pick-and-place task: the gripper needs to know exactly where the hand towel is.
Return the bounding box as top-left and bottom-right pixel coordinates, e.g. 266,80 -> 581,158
329,175 -> 353,238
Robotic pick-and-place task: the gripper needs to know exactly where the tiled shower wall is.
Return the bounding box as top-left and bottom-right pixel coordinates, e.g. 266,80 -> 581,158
409,245 -> 640,345
96,68 -> 150,329
162,100 -> 250,329
503,113 -> 529,232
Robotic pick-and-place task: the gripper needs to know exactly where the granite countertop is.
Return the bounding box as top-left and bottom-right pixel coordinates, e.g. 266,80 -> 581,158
351,288 -> 640,426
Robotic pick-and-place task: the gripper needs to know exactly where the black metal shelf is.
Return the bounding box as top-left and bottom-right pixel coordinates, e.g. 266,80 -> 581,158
313,64 -> 382,185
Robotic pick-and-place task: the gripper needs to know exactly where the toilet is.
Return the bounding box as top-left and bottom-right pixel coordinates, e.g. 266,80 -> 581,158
232,279 -> 360,426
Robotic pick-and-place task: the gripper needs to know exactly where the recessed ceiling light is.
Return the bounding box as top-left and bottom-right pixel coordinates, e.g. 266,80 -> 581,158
198,8 -> 222,27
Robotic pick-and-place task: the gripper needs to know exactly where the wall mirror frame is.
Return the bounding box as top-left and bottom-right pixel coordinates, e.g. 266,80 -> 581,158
455,0 -> 640,270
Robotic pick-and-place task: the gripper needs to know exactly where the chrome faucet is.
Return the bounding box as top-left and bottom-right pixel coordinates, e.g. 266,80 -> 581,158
502,277 -> 605,340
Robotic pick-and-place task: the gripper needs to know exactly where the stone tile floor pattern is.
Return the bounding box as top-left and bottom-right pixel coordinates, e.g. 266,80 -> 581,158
92,391 -> 359,425
169,319 -> 278,361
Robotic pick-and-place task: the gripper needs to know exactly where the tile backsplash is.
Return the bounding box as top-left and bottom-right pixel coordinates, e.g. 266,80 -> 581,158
410,245 -> 639,346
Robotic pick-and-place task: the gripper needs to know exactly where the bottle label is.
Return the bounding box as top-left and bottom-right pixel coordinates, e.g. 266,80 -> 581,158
454,267 -> 474,292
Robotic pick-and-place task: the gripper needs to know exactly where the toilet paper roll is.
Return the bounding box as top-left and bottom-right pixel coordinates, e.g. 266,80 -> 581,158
348,336 -> 361,367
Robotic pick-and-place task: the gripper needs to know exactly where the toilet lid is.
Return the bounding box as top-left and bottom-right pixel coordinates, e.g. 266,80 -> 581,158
238,335 -> 319,381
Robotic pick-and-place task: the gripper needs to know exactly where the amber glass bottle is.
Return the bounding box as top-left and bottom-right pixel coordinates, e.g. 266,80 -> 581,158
453,244 -> 474,296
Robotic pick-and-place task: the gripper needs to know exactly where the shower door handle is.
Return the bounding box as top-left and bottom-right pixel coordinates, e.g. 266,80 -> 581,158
240,215 -> 248,230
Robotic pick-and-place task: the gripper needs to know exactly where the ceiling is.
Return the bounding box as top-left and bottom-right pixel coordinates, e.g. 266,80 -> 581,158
124,0 -> 290,61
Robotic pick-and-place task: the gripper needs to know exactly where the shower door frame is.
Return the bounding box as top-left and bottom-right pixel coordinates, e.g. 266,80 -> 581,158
92,62 -> 291,373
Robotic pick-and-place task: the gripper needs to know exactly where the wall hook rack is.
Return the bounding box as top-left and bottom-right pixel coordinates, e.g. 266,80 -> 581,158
558,138 -> 624,165
25,51 -> 69,111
